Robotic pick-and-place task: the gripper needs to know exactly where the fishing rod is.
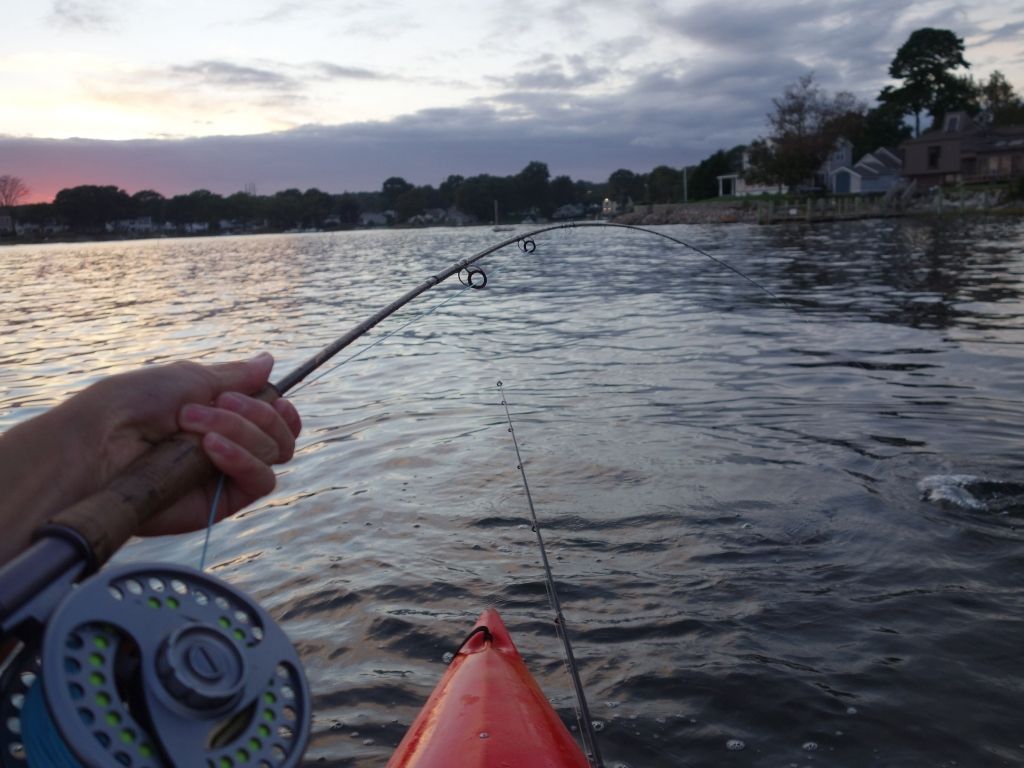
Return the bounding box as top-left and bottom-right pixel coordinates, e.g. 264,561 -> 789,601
0,221 -> 753,766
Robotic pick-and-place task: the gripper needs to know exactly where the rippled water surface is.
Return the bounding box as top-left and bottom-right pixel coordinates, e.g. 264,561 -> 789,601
2,219 -> 1023,766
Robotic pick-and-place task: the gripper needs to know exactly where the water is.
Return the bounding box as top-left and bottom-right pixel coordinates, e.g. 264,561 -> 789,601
2,219 -> 1023,766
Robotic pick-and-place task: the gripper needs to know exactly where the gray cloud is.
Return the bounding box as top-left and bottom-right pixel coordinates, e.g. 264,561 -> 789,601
974,20 -> 1024,46
493,55 -> 612,90
169,61 -> 299,91
49,0 -> 114,30
314,62 -> 391,81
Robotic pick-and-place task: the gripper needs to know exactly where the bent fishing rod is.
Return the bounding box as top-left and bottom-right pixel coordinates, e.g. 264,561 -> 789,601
0,221 -> 760,767
0,221 -> 774,630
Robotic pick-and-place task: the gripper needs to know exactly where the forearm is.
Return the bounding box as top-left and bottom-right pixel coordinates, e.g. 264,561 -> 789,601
0,398 -> 100,564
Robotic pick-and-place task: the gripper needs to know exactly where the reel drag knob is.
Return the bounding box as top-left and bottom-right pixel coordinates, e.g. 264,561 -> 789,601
156,624 -> 245,711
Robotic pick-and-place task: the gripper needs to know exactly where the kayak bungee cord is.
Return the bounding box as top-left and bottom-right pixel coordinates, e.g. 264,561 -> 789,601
498,382 -> 603,768
0,221 -> 777,767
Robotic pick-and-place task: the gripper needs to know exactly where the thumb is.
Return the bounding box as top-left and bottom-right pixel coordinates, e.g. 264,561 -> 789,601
204,352 -> 276,396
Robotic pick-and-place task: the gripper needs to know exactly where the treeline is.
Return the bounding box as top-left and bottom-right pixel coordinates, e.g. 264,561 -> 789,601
6,158 -> 741,236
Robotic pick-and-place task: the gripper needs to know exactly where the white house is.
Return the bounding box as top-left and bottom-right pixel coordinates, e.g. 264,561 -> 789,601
0,214 -> 12,233
828,147 -> 903,195
105,217 -> 156,234
359,211 -> 390,227
717,148 -> 783,197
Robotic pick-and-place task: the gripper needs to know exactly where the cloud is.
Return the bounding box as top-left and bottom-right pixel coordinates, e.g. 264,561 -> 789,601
0,75 -> 766,204
313,62 -> 391,81
493,55 -> 612,91
973,20 -> 1024,46
49,0 -> 115,30
169,61 -> 299,91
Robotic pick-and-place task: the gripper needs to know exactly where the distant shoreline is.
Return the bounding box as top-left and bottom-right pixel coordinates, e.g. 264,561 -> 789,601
4,205 -> 1023,248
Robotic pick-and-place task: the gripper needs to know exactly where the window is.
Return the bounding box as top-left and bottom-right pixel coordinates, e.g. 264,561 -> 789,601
927,146 -> 942,169
945,115 -> 960,132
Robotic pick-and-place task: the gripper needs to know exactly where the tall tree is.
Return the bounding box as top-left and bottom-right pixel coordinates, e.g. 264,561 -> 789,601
380,177 -> 413,210
514,161 -> 551,214
746,74 -> 865,190
880,28 -> 970,136
0,175 -> 30,211
978,70 -> 1024,126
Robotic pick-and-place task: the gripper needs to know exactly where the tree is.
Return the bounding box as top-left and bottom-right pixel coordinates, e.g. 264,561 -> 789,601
381,177 -> 413,210
607,169 -> 645,207
165,189 -> 224,226
438,175 -> 464,207
131,189 -> 165,220
850,104 -> 913,159
549,175 -> 577,209
53,185 -> 132,230
0,175 -> 30,211
688,147 -> 744,200
514,161 -> 551,214
747,74 -> 865,190
648,165 -> 683,203
880,28 -> 970,136
978,71 -> 1024,126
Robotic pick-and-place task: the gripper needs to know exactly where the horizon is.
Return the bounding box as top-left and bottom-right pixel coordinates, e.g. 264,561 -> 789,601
3,1 -> 1024,203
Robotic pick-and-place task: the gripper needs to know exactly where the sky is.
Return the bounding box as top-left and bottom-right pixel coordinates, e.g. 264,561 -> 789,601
2,0 -> 1023,202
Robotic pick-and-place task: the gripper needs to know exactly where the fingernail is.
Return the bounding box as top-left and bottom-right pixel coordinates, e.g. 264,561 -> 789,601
181,404 -> 211,425
248,352 -> 273,364
206,433 -> 231,454
219,391 -> 245,409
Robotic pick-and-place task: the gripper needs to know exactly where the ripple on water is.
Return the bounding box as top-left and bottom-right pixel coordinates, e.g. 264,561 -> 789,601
3,222 -> 1024,767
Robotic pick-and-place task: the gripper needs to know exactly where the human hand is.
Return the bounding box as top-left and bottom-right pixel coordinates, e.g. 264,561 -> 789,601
0,353 -> 301,563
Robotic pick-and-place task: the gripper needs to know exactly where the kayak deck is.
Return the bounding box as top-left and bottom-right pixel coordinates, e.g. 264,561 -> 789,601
387,609 -> 591,767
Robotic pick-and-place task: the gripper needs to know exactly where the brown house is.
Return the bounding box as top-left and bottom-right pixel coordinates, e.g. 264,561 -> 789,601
902,111 -> 1024,187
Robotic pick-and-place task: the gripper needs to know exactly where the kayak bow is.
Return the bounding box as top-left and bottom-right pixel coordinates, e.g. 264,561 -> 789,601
388,609 -> 591,768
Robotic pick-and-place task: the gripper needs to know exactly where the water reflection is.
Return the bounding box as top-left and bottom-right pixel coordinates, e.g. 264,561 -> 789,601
2,219 -> 1023,767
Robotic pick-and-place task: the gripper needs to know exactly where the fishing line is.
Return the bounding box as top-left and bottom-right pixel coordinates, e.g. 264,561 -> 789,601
497,381 -> 603,768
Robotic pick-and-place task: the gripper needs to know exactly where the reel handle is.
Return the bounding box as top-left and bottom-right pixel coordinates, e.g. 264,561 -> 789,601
44,384 -> 280,569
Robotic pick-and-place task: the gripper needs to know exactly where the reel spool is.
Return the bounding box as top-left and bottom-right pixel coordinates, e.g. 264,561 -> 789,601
2,563 -> 310,768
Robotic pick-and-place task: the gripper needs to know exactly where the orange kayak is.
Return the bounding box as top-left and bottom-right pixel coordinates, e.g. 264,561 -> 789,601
387,609 -> 591,767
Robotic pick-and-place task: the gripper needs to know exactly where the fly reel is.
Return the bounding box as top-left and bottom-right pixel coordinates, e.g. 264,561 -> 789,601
1,563 -> 310,767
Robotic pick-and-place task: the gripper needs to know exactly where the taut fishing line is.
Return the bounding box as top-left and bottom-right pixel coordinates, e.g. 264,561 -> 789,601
497,382 -> 604,767
0,221 -> 799,767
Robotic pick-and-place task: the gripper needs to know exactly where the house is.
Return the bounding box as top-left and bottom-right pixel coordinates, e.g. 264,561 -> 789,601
902,111 -> 1024,186
815,138 -> 854,189
552,203 -> 585,220
828,148 -> 904,195
443,207 -> 474,226
717,148 -> 783,197
105,217 -> 156,234
359,211 -> 390,227
0,214 -> 12,234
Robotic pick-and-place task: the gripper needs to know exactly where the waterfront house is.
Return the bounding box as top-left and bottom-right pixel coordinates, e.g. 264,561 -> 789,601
815,138 -> 854,190
828,148 -> 904,195
902,111 -> 1024,187
359,211 -> 391,227
716,148 -> 782,197
443,207 -> 474,226
105,217 -> 156,234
